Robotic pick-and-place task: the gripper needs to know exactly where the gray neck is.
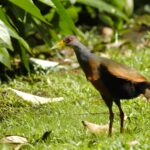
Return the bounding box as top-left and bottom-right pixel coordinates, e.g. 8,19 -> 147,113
72,41 -> 92,59
71,41 -> 96,73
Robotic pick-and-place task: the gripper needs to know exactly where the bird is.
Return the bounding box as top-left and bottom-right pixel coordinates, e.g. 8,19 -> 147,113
53,35 -> 150,136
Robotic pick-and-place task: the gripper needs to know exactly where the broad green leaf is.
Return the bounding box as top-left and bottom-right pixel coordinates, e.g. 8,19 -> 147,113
38,0 -> 55,8
115,18 -> 124,30
67,6 -> 81,22
0,8 -> 31,53
107,0 -> 125,11
76,0 -> 128,21
107,0 -> 134,16
9,30 -> 31,53
8,0 -> 48,24
124,0 -> 134,16
0,20 -> 13,50
19,43 -> 30,72
52,0 -> 78,35
0,8 -> 18,33
0,47 -> 11,69
99,14 -> 114,27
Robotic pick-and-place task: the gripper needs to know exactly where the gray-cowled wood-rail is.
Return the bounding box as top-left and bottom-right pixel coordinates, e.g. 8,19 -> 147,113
53,35 -> 150,136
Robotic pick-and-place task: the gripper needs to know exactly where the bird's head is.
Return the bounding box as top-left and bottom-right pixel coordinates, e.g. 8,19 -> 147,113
51,35 -> 78,49
63,35 -> 77,46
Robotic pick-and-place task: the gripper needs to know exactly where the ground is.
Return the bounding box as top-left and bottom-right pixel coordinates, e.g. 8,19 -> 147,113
0,49 -> 150,149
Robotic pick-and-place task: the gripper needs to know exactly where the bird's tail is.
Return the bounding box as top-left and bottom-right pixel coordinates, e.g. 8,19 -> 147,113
143,82 -> 150,102
144,88 -> 150,102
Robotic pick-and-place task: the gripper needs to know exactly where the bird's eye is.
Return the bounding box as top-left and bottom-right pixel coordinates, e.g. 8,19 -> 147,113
64,36 -> 73,43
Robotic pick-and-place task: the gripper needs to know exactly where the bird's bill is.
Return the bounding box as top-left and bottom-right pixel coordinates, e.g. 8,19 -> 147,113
51,40 -> 66,50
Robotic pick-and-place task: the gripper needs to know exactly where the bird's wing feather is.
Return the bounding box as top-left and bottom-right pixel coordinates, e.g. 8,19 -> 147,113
101,58 -> 147,82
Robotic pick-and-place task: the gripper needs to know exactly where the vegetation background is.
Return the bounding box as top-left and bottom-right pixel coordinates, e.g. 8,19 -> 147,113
0,0 -> 150,149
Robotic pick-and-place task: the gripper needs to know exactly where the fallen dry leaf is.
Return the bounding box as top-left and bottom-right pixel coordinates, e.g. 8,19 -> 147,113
8,88 -> 64,104
128,140 -> 139,146
82,120 -> 115,134
30,57 -> 59,69
0,135 -> 28,144
0,135 -> 28,150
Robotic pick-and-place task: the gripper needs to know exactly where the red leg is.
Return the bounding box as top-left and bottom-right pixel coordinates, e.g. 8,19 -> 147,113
108,106 -> 114,136
101,95 -> 114,136
115,100 -> 124,133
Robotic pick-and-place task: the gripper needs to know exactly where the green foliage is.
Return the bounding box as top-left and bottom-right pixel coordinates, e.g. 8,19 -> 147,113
0,47 -> 11,69
0,4 -> 31,70
145,31 -> 150,41
0,0 -> 80,71
8,0 -> 48,23
52,0 -> 78,35
0,8 -> 30,52
77,0 -> 128,20
98,14 -> 114,27
0,19 -> 12,69
0,0 -> 137,73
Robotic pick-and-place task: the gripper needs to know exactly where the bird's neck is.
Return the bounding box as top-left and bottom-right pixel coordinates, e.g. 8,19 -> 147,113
73,41 -> 92,62
72,41 -> 98,76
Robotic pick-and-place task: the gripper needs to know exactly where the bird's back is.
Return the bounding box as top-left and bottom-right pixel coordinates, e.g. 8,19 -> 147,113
100,57 -> 146,82
98,57 -> 149,99
77,53 -> 148,99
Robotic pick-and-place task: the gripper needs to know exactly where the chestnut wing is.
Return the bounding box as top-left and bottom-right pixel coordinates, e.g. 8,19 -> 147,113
102,58 -> 147,82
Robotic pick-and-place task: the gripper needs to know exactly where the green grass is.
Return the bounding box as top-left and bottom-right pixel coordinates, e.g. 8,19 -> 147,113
0,49 -> 150,149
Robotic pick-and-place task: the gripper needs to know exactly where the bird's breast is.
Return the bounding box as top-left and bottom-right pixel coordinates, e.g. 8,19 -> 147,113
91,79 -> 112,98
84,58 -> 100,82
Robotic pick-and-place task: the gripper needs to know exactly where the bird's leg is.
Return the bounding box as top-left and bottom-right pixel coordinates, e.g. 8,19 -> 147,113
101,96 -> 114,136
115,100 -> 124,133
108,106 -> 114,136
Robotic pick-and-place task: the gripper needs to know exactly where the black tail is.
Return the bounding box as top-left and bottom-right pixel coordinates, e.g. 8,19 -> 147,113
136,81 -> 150,102
142,82 -> 150,102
